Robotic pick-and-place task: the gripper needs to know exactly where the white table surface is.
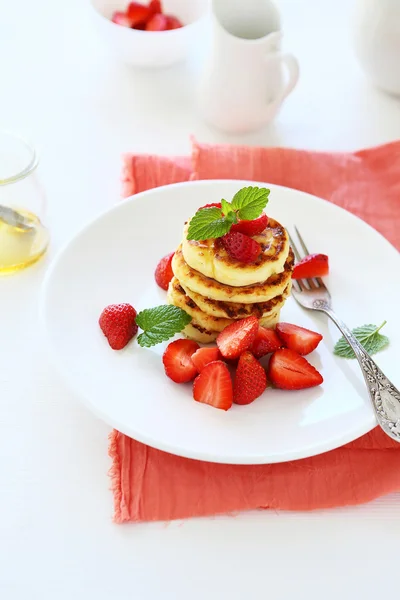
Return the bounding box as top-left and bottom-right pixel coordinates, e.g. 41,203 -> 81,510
1,0 -> 400,598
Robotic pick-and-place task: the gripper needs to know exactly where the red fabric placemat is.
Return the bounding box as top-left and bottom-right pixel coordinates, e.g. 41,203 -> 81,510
113,139 -> 400,523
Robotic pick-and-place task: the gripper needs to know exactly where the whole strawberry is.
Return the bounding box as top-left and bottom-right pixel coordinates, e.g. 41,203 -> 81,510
221,231 -> 261,263
155,252 -> 175,291
99,303 -> 138,350
233,351 -> 267,405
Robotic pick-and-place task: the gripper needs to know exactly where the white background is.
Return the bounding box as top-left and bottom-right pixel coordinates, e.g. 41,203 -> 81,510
1,0 -> 400,598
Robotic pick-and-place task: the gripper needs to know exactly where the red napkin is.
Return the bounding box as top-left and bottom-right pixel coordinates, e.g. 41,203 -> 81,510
112,139 -> 400,523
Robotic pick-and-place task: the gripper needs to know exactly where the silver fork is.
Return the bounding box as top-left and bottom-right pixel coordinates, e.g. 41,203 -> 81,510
289,226 -> 400,443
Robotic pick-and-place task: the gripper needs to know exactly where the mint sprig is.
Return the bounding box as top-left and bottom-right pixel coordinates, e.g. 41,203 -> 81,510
136,305 -> 192,348
333,321 -> 389,359
187,186 -> 270,241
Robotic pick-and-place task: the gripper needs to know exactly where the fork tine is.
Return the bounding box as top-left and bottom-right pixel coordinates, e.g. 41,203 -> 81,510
288,232 -> 303,261
294,226 -> 310,256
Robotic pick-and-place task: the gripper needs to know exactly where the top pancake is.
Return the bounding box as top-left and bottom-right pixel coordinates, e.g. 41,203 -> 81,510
182,216 -> 290,287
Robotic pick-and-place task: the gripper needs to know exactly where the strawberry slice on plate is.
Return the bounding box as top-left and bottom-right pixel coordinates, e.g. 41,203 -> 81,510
251,326 -> 282,358
292,253 -> 329,279
154,251 -> 174,290
217,316 -> 259,360
165,15 -> 183,29
99,303 -> 138,350
191,346 -> 221,372
146,13 -> 169,30
221,231 -> 261,263
111,11 -> 132,27
126,2 -> 151,26
162,339 -> 199,383
276,322 -> 323,356
268,348 -> 323,390
193,361 -> 233,411
233,351 -> 267,405
230,213 -> 268,236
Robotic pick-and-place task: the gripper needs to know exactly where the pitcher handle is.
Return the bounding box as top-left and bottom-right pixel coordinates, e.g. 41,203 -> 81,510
265,52 -> 300,106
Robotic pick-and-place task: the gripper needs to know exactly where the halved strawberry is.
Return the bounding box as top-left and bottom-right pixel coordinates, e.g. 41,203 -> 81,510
155,251 -> 174,290
292,253 -> 329,280
111,11 -> 132,27
198,202 -> 222,210
217,316 -> 259,360
191,346 -> 221,372
221,231 -> 261,263
233,351 -> 267,405
146,13 -> 168,30
251,326 -> 282,358
276,322 -> 323,356
193,361 -> 233,411
230,213 -> 268,236
127,2 -> 150,26
165,15 -> 183,29
148,0 -> 162,17
268,348 -> 323,390
162,339 -> 199,383
99,303 -> 138,350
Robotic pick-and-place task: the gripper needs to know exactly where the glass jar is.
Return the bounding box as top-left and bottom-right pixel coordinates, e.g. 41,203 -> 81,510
0,131 -> 49,274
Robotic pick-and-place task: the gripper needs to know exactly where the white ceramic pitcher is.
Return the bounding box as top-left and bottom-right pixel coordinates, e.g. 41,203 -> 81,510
198,0 -> 299,133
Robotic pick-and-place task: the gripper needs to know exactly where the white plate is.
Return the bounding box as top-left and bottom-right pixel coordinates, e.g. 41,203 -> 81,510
40,180 -> 400,464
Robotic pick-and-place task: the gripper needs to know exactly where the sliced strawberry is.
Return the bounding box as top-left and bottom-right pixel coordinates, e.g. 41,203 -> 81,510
111,11 -> 132,27
221,231 -> 261,263
233,351 -> 267,405
127,2 -> 150,26
191,346 -> 221,372
146,13 -> 168,30
251,326 -> 282,358
193,361 -> 233,411
148,0 -> 162,17
165,15 -> 183,29
268,348 -> 323,390
155,251 -> 174,290
276,322 -> 323,356
230,213 -> 268,236
99,303 -> 138,350
198,202 -> 222,210
162,339 -> 199,383
292,253 -> 329,280
217,316 -> 259,360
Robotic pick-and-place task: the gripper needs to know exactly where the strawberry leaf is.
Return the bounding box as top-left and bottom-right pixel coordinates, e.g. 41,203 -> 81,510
136,305 -> 192,348
334,321 -> 389,359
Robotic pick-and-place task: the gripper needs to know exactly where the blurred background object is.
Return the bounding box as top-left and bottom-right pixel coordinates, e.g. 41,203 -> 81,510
0,131 -> 49,274
353,0 -> 400,96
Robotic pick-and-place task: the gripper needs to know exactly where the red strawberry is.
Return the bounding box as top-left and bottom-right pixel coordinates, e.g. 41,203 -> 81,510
198,202 -> 222,210
268,348 -> 323,390
162,339 -> 199,383
276,322 -> 323,356
126,2 -> 150,26
166,15 -> 183,29
148,0 -> 162,17
111,11 -> 132,26
233,351 -> 267,405
217,316 -> 259,360
292,253 -> 329,279
221,231 -> 261,263
230,213 -> 268,236
99,303 -> 138,350
155,251 -> 174,290
251,326 -> 282,358
191,346 -> 221,372
146,13 -> 168,30
193,361 -> 233,411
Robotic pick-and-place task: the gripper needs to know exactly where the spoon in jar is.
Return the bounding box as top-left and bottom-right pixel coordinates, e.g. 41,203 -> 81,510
0,205 -> 34,232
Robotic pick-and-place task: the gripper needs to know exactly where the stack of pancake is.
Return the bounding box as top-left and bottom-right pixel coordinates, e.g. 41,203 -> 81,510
168,216 -> 294,343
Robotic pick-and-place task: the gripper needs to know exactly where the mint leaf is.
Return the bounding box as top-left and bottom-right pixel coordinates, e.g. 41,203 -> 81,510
334,321 -> 389,359
221,198 -> 233,215
187,207 -> 234,241
231,186 -> 270,221
136,305 -> 192,348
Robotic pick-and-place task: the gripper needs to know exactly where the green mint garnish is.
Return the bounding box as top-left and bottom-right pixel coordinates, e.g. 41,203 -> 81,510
333,321 -> 389,359
187,186 -> 269,241
136,305 -> 192,348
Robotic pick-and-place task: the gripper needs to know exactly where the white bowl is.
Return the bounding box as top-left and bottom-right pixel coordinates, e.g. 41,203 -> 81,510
89,0 -> 210,67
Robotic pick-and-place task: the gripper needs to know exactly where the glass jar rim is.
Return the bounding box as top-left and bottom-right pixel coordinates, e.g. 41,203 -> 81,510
0,131 -> 39,185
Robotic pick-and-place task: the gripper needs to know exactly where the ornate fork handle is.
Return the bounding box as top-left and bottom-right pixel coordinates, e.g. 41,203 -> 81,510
322,307 -> 400,442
